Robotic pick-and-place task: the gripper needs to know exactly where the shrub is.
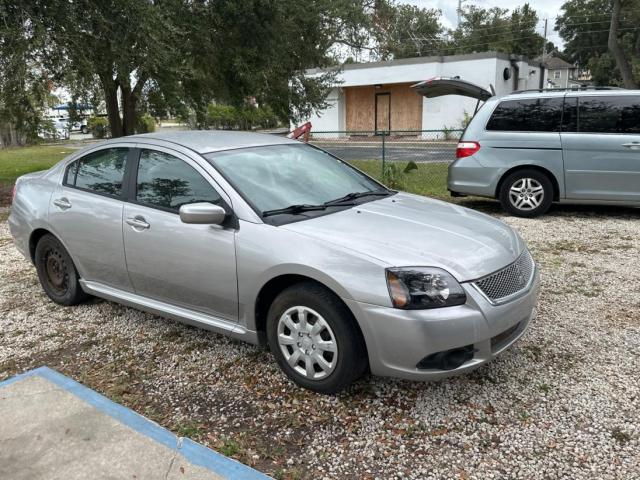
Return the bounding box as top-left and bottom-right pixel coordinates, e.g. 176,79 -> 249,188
205,104 -> 280,130
136,113 -> 156,133
382,161 -> 418,190
87,116 -> 109,139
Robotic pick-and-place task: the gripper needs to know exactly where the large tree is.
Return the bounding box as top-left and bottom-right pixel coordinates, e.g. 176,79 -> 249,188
556,0 -> 640,86
371,1 -> 443,60
9,0 -> 372,137
0,2 -> 51,146
448,4 -> 544,59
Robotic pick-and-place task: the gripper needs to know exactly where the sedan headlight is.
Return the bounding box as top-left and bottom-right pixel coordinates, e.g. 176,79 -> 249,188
385,267 -> 466,309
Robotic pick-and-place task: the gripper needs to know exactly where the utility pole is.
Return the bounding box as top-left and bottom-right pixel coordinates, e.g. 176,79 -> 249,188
457,0 -> 467,26
542,18 -> 548,58
541,18 -> 548,89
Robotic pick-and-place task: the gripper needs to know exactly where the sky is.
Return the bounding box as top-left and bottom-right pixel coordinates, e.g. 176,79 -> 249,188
405,0 -> 565,47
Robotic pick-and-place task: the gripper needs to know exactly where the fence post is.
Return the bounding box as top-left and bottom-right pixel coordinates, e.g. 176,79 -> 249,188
381,131 -> 386,178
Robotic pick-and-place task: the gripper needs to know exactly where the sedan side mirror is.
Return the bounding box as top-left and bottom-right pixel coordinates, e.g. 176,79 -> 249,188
179,202 -> 227,225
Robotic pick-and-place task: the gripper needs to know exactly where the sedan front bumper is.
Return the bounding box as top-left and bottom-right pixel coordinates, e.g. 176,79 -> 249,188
344,268 -> 540,381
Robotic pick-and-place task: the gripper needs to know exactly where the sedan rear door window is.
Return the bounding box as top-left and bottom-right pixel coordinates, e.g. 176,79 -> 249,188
486,97 -> 564,132
67,148 -> 129,197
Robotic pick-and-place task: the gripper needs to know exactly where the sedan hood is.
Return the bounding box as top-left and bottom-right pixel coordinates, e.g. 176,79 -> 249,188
282,193 -> 522,282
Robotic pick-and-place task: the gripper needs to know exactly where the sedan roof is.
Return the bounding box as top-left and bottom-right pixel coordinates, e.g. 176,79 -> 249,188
125,130 -> 299,154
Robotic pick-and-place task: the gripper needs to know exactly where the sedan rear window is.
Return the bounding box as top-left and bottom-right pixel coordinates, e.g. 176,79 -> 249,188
486,98 -> 564,132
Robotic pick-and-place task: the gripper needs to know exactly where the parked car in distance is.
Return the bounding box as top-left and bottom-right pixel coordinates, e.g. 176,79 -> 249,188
9,131 -> 539,393
414,80 -> 640,217
38,118 -> 71,140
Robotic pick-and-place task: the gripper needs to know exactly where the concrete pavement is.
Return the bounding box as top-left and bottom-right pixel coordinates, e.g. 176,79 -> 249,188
0,367 -> 270,480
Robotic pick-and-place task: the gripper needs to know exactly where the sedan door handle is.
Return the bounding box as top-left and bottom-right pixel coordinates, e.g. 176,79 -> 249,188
53,197 -> 72,210
126,216 -> 150,230
622,142 -> 640,149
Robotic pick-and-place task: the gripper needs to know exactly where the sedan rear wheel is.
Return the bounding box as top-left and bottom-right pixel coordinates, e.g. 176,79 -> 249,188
35,234 -> 89,306
267,282 -> 367,394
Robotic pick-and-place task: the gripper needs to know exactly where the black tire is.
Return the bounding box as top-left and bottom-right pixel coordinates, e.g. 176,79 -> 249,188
266,282 -> 368,394
34,234 -> 89,306
499,169 -> 554,218
80,125 -> 89,134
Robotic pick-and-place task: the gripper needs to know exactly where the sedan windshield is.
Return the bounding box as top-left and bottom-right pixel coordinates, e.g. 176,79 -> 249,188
205,144 -> 388,218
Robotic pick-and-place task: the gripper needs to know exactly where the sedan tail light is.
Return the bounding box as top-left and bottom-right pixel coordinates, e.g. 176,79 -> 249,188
456,141 -> 480,159
11,184 -> 17,203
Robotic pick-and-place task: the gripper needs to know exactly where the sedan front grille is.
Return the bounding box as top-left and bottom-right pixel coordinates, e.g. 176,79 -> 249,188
473,250 -> 535,304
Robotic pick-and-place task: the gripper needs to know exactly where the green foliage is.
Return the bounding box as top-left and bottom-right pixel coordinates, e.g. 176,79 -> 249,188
87,117 -> 109,139
205,104 -> 279,130
448,4 -> 544,59
382,160 -> 418,190
0,3 -> 51,147
556,0 -> 640,86
460,111 -> 473,130
372,2 -> 443,59
8,0 -> 373,136
136,114 -> 156,134
442,126 -> 455,140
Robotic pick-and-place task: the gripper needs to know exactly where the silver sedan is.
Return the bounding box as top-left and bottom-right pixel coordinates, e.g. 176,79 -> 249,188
9,131 -> 539,394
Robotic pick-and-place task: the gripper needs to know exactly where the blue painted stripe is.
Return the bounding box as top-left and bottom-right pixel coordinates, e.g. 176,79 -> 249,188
0,367 -> 270,480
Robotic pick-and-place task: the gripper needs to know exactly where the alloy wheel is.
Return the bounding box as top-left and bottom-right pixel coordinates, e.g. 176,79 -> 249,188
277,306 -> 338,380
509,178 -> 544,211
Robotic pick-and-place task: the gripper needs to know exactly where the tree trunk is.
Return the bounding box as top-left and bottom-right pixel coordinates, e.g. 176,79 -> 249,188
608,0 -> 638,88
101,75 -> 123,138
121,85 -> 137,136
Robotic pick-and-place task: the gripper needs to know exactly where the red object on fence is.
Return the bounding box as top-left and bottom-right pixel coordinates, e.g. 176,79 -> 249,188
288,122 -> 312,142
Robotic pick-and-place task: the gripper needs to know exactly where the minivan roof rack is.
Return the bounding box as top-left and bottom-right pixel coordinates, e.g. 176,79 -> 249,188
511,86 -> 624,94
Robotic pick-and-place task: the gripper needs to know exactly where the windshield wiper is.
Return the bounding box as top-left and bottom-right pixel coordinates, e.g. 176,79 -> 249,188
262,204 -> 327,217
323,190 -> 391,206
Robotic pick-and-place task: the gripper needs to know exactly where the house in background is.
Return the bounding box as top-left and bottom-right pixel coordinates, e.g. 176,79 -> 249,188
303,51 -> 544,135
537,54 -> 592,89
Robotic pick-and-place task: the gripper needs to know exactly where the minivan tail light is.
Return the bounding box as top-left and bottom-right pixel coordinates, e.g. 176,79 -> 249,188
456,141 -> 480,159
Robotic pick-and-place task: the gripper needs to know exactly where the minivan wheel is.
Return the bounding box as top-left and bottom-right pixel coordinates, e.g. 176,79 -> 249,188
499,170 -> 553,217
266,282 -> 367,394
35,234 -> 89,306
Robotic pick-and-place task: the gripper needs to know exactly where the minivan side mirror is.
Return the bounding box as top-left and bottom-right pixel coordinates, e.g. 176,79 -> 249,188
179,202 -> 227,225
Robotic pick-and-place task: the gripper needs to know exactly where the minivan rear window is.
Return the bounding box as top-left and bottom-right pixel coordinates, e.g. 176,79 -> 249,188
578,96 -> 640,134
486,98 -> 564,132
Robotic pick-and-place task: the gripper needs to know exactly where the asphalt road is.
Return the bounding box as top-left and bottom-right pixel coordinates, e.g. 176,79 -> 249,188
309,141 -> 457,163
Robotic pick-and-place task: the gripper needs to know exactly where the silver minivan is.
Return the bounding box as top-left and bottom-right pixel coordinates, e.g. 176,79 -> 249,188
415,80 -> 640,217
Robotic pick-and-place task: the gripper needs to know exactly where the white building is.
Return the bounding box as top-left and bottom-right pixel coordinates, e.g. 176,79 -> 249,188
303,52 -> 544,134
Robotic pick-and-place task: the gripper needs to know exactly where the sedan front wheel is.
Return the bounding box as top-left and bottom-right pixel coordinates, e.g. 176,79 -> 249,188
266,282 -> 367,394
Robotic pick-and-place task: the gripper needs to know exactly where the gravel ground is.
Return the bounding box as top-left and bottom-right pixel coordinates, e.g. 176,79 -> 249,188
1,201 -> 639,480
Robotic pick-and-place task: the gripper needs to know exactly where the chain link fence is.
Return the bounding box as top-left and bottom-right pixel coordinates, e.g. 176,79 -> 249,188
308,129 -> 463,197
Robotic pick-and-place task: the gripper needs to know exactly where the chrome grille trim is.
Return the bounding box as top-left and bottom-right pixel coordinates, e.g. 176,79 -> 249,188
472,250 -> 535,305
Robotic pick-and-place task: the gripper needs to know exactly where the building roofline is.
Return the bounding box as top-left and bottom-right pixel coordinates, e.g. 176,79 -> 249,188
306,51 -> 532,75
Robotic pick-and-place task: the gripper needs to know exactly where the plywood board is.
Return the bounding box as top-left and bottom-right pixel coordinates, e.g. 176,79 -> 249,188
344,83 -> 423,133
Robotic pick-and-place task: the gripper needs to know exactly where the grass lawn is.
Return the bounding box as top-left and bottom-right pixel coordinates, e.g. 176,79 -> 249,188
349,159 -> 450,198
0,145 -> 74,205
